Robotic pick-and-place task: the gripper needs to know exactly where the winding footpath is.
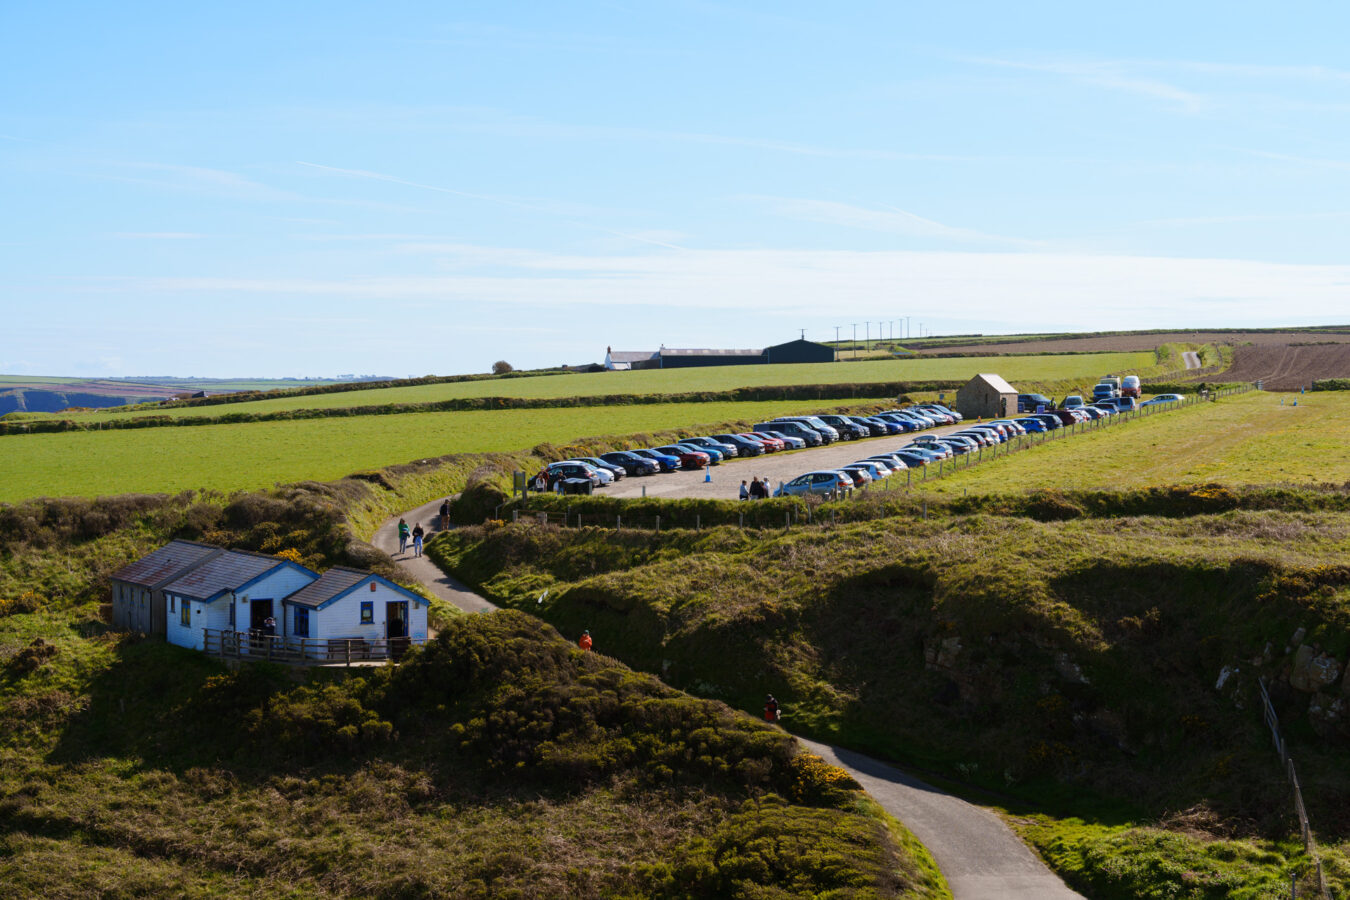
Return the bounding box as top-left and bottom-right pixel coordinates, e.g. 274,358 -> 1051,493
372,503 -> 1083,900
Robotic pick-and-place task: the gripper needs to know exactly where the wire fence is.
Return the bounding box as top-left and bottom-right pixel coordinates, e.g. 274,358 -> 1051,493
507,385 -> 1254,532
1257,677 -> 1331,899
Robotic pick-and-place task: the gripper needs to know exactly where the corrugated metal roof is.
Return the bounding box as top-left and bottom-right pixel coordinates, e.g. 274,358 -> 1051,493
283,566 -> 369,609
971,373 -> 1018,394
607,350 -> 658,363
160,550 -> 287,601
110,540 -> 223,588
660,348 -> 763,356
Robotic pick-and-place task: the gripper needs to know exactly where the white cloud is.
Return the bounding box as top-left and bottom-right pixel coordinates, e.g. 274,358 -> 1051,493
82,246 -> 1350,326
961,56 -> 1207,111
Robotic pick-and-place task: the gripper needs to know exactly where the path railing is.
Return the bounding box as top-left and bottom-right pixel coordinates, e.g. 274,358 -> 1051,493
202,628 -> 424,666
1257,677 -> 1331,899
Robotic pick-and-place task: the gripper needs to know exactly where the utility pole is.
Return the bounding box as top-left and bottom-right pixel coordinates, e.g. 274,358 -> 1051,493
834,325 -> 841,361
799,328 -> 805,340
851,323 -> 858,356
906,316 -> 911,340
865,321 -> 870,348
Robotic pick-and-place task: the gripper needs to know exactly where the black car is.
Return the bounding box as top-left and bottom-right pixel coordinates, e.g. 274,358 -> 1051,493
815,414 -> 869,440
600,450 -> 660,476
712,433 -> 766,457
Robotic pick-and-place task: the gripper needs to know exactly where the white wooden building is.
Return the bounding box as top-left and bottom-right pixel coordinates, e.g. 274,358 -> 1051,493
280,566 -> 430,660
162,551 -> 319,651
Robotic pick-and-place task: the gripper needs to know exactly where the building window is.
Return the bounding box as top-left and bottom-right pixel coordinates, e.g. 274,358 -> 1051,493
294,608 -> 309,638
360,601 -> 373,624
180,602 -> 190,627
169,596 -> 175,614
229,603 -> 235,627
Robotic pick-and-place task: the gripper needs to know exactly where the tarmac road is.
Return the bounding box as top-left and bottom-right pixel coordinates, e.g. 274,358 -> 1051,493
371,496 -> 1083,898
602,420 -> 979,501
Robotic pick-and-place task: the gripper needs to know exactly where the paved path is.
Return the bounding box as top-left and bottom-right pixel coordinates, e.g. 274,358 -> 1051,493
1183,350 -> 1202,369
800,739 -> 1082,899
371,498 -> 496,614
371,502 -> 1081,899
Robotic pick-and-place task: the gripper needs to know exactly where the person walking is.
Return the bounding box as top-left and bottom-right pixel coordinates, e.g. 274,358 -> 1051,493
739,480 -> 750,501
764,694 -> 780,722
438,498 -> 450,530
397,518 -> 410,554
412,522 -> 425,558
578,630 -> 593,651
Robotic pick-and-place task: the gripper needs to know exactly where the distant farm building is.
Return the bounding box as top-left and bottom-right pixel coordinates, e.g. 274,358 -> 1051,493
604,339 -> 834,370
955,373 -> 1018,420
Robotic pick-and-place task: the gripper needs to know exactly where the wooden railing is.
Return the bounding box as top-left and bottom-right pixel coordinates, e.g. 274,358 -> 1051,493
202,628 -> 423,665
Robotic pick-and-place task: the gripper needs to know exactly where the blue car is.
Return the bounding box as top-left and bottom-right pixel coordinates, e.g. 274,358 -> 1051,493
600,451 -> 660,476
682,436 -> 737,459
1014,417 -> 1048,433
712,433 -> 766,456
775,470 -> 853,497
674,442 -> 722,464
630,448 -> 681,472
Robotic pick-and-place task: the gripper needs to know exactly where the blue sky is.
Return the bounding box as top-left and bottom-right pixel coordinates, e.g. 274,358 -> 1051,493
3,2 -> 1348,377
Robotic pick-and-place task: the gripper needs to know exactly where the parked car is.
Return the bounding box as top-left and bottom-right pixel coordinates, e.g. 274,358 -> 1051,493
915,403 -> 962,422
1112,396 -> 1138,412
741,432 -> 785,451
775,471 -> 854,497
773,416 -> 839,443
1121,375 -> 1141,398
757,430 -> 806,450
543,462 -> 602,490
1092,383 -> 1118,402
1028,413 -> 1062,430
844,461 -> 890,481
562,459 -> 615,483
630,448 -> 682,472
816,414 -> 869,440
1013,416 -> 1048,432
877,412 -> 928,430
1090,402 -> 1118,416
600,451 -> 660,476
712,433 -> 766,456
754,421 -> 822,446
1141,393 -> 1185,406
676,442 -> 723,464
654,445 -> 711,469
853,415 -> 902,435
988,419 -> 1027,435
1062,395 -> 1084,409
568,456 -> 625,480
884,449 -> 931,468
684,436 -> 739,459
1046,409 -> 1078,426
1017,393 -> 1054,413
837,466 -> 872,487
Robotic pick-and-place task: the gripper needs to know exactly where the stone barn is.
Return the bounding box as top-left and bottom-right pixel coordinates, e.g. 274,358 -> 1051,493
955,373 -> 1018,420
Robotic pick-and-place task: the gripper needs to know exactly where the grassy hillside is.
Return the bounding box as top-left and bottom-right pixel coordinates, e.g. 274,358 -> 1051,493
920,391 -> 1350,493
68,351 -> 1157,420
428,497 -> 1350,896
0,397 -> 893,503
0,489 -> 949,899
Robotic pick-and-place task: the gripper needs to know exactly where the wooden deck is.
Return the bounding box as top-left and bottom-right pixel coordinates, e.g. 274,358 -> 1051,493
202,628 -> 424,666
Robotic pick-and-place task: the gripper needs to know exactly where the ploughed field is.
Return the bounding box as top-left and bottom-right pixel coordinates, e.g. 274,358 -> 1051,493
917,329 -> 1350,355
1213,342 -> 1350,390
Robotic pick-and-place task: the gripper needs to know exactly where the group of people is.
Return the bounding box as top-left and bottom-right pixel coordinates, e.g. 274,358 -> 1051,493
397,519 -> 426,557
738,477 -> 773,500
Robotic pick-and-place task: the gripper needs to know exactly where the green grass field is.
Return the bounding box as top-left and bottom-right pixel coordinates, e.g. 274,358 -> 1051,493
67,351 -> 1156,420
0,398 -> 886,502
923,391 -> 1350,493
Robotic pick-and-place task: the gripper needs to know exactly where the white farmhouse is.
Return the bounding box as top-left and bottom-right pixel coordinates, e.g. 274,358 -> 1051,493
280,566 -> 430,659
162,550 -> 318,651
109,539 -> 223,636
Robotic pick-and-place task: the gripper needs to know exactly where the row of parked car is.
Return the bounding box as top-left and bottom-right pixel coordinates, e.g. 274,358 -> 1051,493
774,391 -> 1187,497
535,405 -> 969,494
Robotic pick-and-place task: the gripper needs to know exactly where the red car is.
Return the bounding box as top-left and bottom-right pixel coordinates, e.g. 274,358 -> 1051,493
653,444 -> 710,469
740,432 -> 783,452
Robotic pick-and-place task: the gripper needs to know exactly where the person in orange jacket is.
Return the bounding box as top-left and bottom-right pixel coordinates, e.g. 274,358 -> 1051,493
578,630 -> 592,651
764,694 -> 780,722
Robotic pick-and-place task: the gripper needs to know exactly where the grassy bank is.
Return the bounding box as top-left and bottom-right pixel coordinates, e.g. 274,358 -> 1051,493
0,489 -> 950,898
427,501 -> 1350,892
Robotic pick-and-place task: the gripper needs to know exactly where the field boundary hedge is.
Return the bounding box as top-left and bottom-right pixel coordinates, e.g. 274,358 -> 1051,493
0,381 -> 958,436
